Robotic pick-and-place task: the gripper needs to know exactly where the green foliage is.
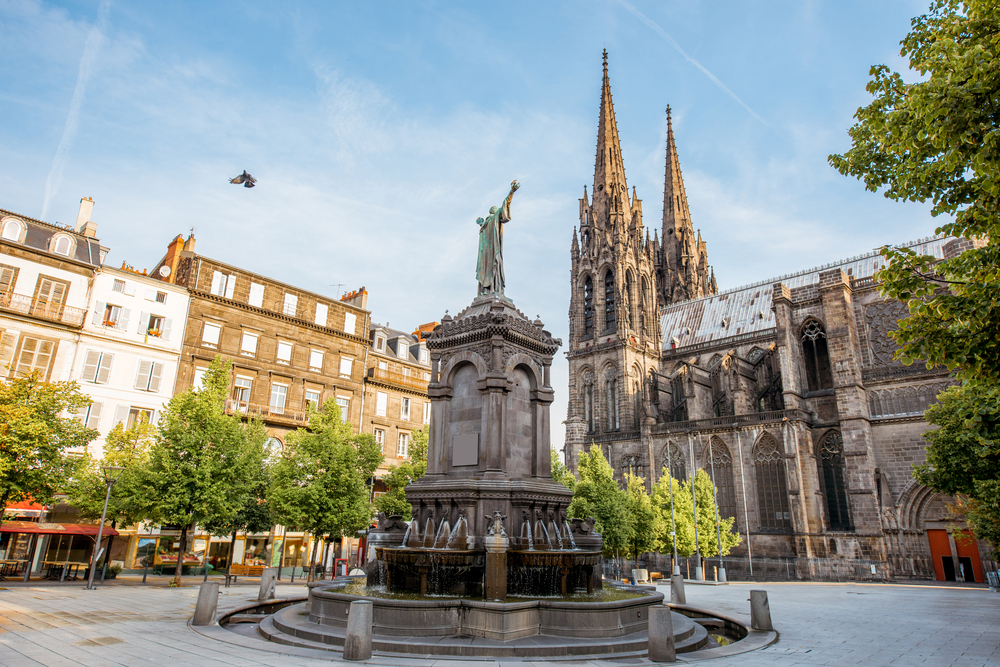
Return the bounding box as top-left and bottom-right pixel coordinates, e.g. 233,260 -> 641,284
688,469 -> 742,558
550,448 -> 576,491
140,356 -> 268,583
269,398 -> 383,542
651,470 -> 696,558
373,427 -> 427,520
0,374 -> 94,516
567,445 -> 633,557
830,0 -> 1000,551
66,418 -> 155,526
624,473 -> 659,561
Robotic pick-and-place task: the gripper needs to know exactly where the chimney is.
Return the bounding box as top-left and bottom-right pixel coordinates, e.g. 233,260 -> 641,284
75,197 -> 98,238
340,286 -> 368,310
184,233 -> 196,252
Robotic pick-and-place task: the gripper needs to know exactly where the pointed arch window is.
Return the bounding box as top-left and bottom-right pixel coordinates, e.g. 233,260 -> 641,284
604,270 -> 616,331
625,272 -> 635,330
754,435 -> 791,532
819,431 -> 852,531
755,347 -> 784,412
640,277 -> 650,336
708,437 -> 738,527
670,373 -> 687,422
802,320 -> 832,391
663,441 -> 686,481
583,277 -> 594,337
606,376 -> 619,431
583,373 -> 595,433
633,380 -> 642,429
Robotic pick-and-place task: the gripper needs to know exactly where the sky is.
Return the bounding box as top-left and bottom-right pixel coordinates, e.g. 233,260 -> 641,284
0,0 -> 940,453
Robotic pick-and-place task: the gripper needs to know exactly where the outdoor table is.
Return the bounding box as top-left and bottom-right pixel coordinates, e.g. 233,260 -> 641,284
0,559 -> 25,580
43,560 -> 88,581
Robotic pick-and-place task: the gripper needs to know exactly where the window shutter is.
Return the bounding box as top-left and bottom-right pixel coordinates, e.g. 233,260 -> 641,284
93,302 -> 105,325
145,288 -> 156,301
249,282 -> 264,308
113,404 -> 129,428
87,402 -> 103,430
118,308 -> 131,331
148,362 -> 163,393
82,350 -> 101,382
0,266 -> 15,293
0,331 -> 18,376
96,353 -> 114,384
344,312 -> 357,334
211,271 -> 225,296
51,281 -> 67,306
138,312 -> 148,334
225,275 -> 236,299
124,283 -> 137,296
135,360 -> 153,390
162,318 -> 172,341
314,302 -> 328,326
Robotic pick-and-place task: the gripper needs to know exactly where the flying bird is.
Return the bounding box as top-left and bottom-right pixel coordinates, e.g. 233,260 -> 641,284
229,171 -> 257,188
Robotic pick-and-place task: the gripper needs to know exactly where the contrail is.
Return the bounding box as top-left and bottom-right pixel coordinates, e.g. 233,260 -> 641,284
41,0 -> 112,220
613,0 -> 767,126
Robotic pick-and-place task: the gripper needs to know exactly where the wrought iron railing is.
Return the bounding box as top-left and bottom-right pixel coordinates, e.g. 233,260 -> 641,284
367,366 -> 429,392
0,292 -> 86,327
652,408 -> 811,433
224,399 -> 308,426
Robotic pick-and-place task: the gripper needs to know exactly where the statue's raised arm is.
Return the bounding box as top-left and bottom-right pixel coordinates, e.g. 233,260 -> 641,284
476,180 -> 520,296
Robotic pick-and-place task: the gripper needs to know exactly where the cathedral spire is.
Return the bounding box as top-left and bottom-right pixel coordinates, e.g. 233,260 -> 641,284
591,50 -> 630,230
661,106 -> 693,243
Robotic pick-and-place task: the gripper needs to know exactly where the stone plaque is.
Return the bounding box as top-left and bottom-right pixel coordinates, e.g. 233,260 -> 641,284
453,433 -> 479,466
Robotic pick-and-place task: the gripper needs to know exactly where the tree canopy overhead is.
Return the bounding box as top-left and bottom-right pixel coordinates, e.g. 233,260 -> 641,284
373,427 -> 427,520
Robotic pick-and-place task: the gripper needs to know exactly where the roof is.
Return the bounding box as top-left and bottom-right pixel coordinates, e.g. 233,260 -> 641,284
0,206 -> 105,268
0,521 -> 119,536
660,235 -> 950,352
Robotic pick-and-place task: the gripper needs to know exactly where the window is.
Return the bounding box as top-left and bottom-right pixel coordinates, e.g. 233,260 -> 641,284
605,376 -> 619,430
192,367 -> 208,390
402,367 -> 411,377
397,432 -> 410,458
53,236 -> 71,255
113,279 -> 126,293
282,293 -> 298,317
625,272 -> 635,330
375,336 -> 385,352
240,332 -> 259,356
98,303 -> 130,330
707,438 -> 738,527
339,356 -> 352,377
419,348 -> 429,364
248,282 -> 265,308
583,276 -> 594,336
670,374 -> 688,422
423,402 -> 431,424
211,271 -> 236,299
584,381 -> 594,433
802,320 -> 833,391
336,397 -> 349,421
755,348 -> 784,412
134,360 -> 163,392
315,302 -> 328,327
309,349 -> 324,371
113,405 -> 153,430
35,277 -> 68,312
14,336 -> 55,378
401,397 -> 411,420
819,431 -> 852,531
144,288 -> 167,303
233,376 -> 252,403
663,442 -> 686,481
144,314 -> 171,339
397,342 -> 409,360
269,383 -> 288,413
754,435 -> 792,532
378,360 -> 388,371
374,428 -> 385,452
202,322 -> 221,348
276,341 -> 292,364
0,264 -> 17,295
305,389 -> 321,408
344,312 -> 357,334
376,391 -> 388,417
604,270 -> 616,331
711,367 -> 733,417
81,350 -> 114,384
640,277 -> 649,336
1,218 -> 23,241
77,402 -> 102,431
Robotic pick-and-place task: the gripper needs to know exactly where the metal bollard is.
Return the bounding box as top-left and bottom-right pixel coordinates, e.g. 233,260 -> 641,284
192,581 -> 219,626
719,566 -> 727,583
670,573 -> 686,604
258,567 -> 277,602
343,600 -> 373,661
648,604 -> 676,662
750,589 -> 772,631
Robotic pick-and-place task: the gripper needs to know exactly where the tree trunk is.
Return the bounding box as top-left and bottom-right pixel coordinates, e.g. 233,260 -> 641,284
226,530 -> 238,583
174,523 -> 189,586
101,524 -> 116,581
307,535 -> 321,583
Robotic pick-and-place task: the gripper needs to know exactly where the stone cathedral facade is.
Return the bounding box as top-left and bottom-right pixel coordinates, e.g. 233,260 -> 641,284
564,54 -> 989,583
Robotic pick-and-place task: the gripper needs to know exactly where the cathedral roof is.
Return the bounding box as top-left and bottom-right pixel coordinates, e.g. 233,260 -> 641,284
660,234 -> 950,352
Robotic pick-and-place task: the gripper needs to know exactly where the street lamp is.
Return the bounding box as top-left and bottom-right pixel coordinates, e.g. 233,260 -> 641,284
86,466 -> 124,590
664,445 -> 680,576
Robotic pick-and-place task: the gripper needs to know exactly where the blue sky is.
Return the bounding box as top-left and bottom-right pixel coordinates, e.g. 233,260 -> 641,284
0,0 -> 938,451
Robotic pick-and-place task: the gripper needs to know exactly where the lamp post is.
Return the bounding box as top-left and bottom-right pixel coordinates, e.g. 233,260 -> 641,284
86,466 -> 124,590
664,445 -> 679,576
708,441 -> 727,583
691,435 -> 703,581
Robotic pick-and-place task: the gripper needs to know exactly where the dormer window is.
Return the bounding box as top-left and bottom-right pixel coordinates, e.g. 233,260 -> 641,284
375,335 -> 385,352
397,341 -> 409,360
419,348 -> 429,364
1,218 -> 24,242
51,234 -> 74,256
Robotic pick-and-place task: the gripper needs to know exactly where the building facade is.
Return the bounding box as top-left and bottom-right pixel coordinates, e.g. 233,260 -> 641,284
565,55 -> 988,583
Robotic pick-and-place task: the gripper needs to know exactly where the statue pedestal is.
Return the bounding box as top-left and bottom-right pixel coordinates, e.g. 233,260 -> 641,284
484,534 -> 508,601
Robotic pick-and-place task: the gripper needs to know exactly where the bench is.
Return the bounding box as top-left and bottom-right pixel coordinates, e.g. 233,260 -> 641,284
650,571 -> 664,580
227,564 -> 265,586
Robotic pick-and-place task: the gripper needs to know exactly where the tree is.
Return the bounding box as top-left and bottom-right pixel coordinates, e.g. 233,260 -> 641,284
66,418 -> 155,574
686,469 -> 741,559
201,457 -> 272,575
567,445 -> 633,557
0,374 -> 94,523
829,0 -> 1000,551
650,470 -> 696,560
624,473 -> 659,562
373,427 -> 427,520
140,357 -> 269,585
550,448 -> 576,491
268,399 -> 383,581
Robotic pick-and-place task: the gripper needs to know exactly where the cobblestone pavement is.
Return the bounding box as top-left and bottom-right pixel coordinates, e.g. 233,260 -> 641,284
0,577 -> 996,666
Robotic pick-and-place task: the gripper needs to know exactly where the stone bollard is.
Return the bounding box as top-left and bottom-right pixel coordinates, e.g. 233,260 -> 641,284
192,581 -> 219,626
258,567 -> 277,602
750,589 -> 772,631
718,566 -> 727,583
647,604 -> 676,662
670,573 -> 686,604
343,600 -> 374,661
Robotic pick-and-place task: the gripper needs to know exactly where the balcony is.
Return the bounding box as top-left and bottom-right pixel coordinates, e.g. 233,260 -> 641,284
0,293 -> 86,327
367,366 -> 429,393
651,408 -> 812,434
224,399 -> 309,427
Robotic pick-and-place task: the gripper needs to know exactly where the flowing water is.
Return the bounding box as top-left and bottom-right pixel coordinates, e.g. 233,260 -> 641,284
324,579 -> 646,603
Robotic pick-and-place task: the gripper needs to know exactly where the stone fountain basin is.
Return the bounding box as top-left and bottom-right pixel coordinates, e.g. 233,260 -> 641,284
309,583 -> 664,641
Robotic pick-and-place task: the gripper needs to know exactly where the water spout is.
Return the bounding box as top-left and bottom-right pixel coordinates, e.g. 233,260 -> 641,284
547,513 -> 564,549
563,521 -> 578,550
534,515 -> 551,551
423,515 -> 436,548
521,511 -> 534,550
400,521 -> 413,548
446,514 -> 469,549
433,520 -> 451,549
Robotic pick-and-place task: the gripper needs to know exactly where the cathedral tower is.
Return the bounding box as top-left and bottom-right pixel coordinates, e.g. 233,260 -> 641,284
566,52 -> 661,479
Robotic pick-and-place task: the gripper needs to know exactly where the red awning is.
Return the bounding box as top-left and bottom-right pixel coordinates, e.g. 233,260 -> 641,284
0,521 -> 119,537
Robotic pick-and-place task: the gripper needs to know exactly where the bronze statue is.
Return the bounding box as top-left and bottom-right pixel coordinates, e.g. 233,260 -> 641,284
476,180 -> 520,295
